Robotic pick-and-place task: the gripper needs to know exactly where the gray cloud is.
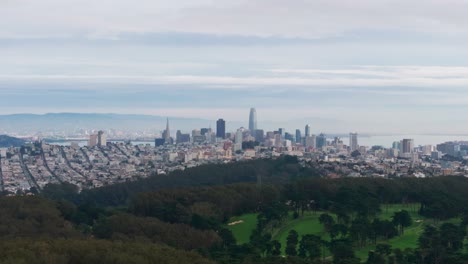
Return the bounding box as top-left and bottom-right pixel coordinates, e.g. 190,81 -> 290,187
2,0 -> 468,39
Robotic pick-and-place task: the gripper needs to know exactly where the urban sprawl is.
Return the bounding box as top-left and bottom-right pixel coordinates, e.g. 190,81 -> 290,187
1,108 -> 468,195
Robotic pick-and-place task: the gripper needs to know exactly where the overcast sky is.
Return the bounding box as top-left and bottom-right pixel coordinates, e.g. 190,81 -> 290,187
2,0 -> 468,134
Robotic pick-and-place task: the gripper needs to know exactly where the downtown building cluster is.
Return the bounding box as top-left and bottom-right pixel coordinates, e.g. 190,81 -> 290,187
1,108 -> 468,195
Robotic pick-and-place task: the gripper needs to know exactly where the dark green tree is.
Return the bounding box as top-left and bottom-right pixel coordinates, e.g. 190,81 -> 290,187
285,230 -> 299,256
392,210 -> 412,235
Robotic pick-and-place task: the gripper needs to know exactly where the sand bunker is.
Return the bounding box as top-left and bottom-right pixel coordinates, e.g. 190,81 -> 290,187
228,220 -> 244,226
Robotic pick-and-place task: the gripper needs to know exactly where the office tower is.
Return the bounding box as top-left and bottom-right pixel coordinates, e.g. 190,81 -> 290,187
235,129 -> 243,144
422,145 -> 433,155
265,131 -> 275,139
88,134 -> 98,147
437,142 -> 461,157
401,139 -> 414,153
285,132 -> 294,142
163,118 -> 171,144
349,133 -> 358,152
295,129 -> 302,143
305,124 -> 311,137
305,135 -> 317,148
201,128 -> 210,135
274,134 -> 282,148
254,129 -> 264,142
234,129 -> 243,151
191,129 -> 205,143
249,108 -> 257,131
176,130 -> 190,144
278,128 -> 285,137
192,129 -> 201,137
216,119 -> 226,139
316,133 -> 327,149
97,130 -> 106,147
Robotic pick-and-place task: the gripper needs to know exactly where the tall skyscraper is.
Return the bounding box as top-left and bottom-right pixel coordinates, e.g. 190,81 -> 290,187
164,118 -> 171,144
216,119 -> 226,139
249,108 -> 257,131
401,139 -> 414,153
295,129 -> 302,143
349,133 -> 358,152
305,124 -> 311,137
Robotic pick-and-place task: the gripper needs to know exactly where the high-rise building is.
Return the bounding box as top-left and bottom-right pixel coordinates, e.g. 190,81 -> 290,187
249,108 -> 257,131
305,135 -> 317,149
349,133 -> 358,152
305,125 -> 311,137
316,133 -> 327,149
254,129 -> 264,142
201,128 -> 210,136
285,132 -> 294,142
97,130 -> 106,147
163,118 -> 171,144
278,128 -> 285,137
176,130 -> 190,144
437,142 -> 461,157
235,129 -> 243,144
295,129 -> 302,143
216,119 -> 226,139
401,139 -> 414,154
88,134 -> 98,147
274,134 -> 282,148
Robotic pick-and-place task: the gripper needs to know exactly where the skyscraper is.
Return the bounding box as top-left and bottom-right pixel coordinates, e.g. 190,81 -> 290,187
401,139 -> 414,154
305,124 -> 311,137
88,134 -> 98,147
316,133 -> 327,149
278,128 -> 285,137
295,129 -> 302,143
349,133 -> 358,152
235,129 -> 243,144
248,108 -> 257,131
216,119 -> 226,139
164,118 -> 171,144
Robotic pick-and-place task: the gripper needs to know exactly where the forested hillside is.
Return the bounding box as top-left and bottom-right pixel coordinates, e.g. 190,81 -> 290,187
0,156 -> 466,263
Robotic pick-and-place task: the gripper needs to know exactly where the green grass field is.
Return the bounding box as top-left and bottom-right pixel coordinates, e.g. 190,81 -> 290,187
227,204 -> 462,262
226,213 -> 258,245
272,212 -> 334,254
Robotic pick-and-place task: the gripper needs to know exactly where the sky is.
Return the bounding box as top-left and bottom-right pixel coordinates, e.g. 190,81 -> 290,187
1,0 -> 468,134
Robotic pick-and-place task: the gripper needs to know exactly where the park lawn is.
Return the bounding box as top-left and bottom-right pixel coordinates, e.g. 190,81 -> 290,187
355,217 -> 424,260
228,204 -> 463,261
379,203 -> 420,220
272,212 -> 334,255
355,205 -> 463,261
226,213 -> 258,245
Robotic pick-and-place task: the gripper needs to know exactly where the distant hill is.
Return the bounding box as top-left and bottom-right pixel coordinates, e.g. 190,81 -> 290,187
0,113 -> 345,134
0,135 -> 26,148
0,113 -> 242,134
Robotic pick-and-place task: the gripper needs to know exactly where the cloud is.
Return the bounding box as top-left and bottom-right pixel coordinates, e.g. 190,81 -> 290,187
2,65 -> 468,87
2,0 -> 468,39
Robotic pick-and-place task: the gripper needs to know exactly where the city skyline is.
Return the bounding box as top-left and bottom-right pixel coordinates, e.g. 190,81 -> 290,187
1,1 -> 468,134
